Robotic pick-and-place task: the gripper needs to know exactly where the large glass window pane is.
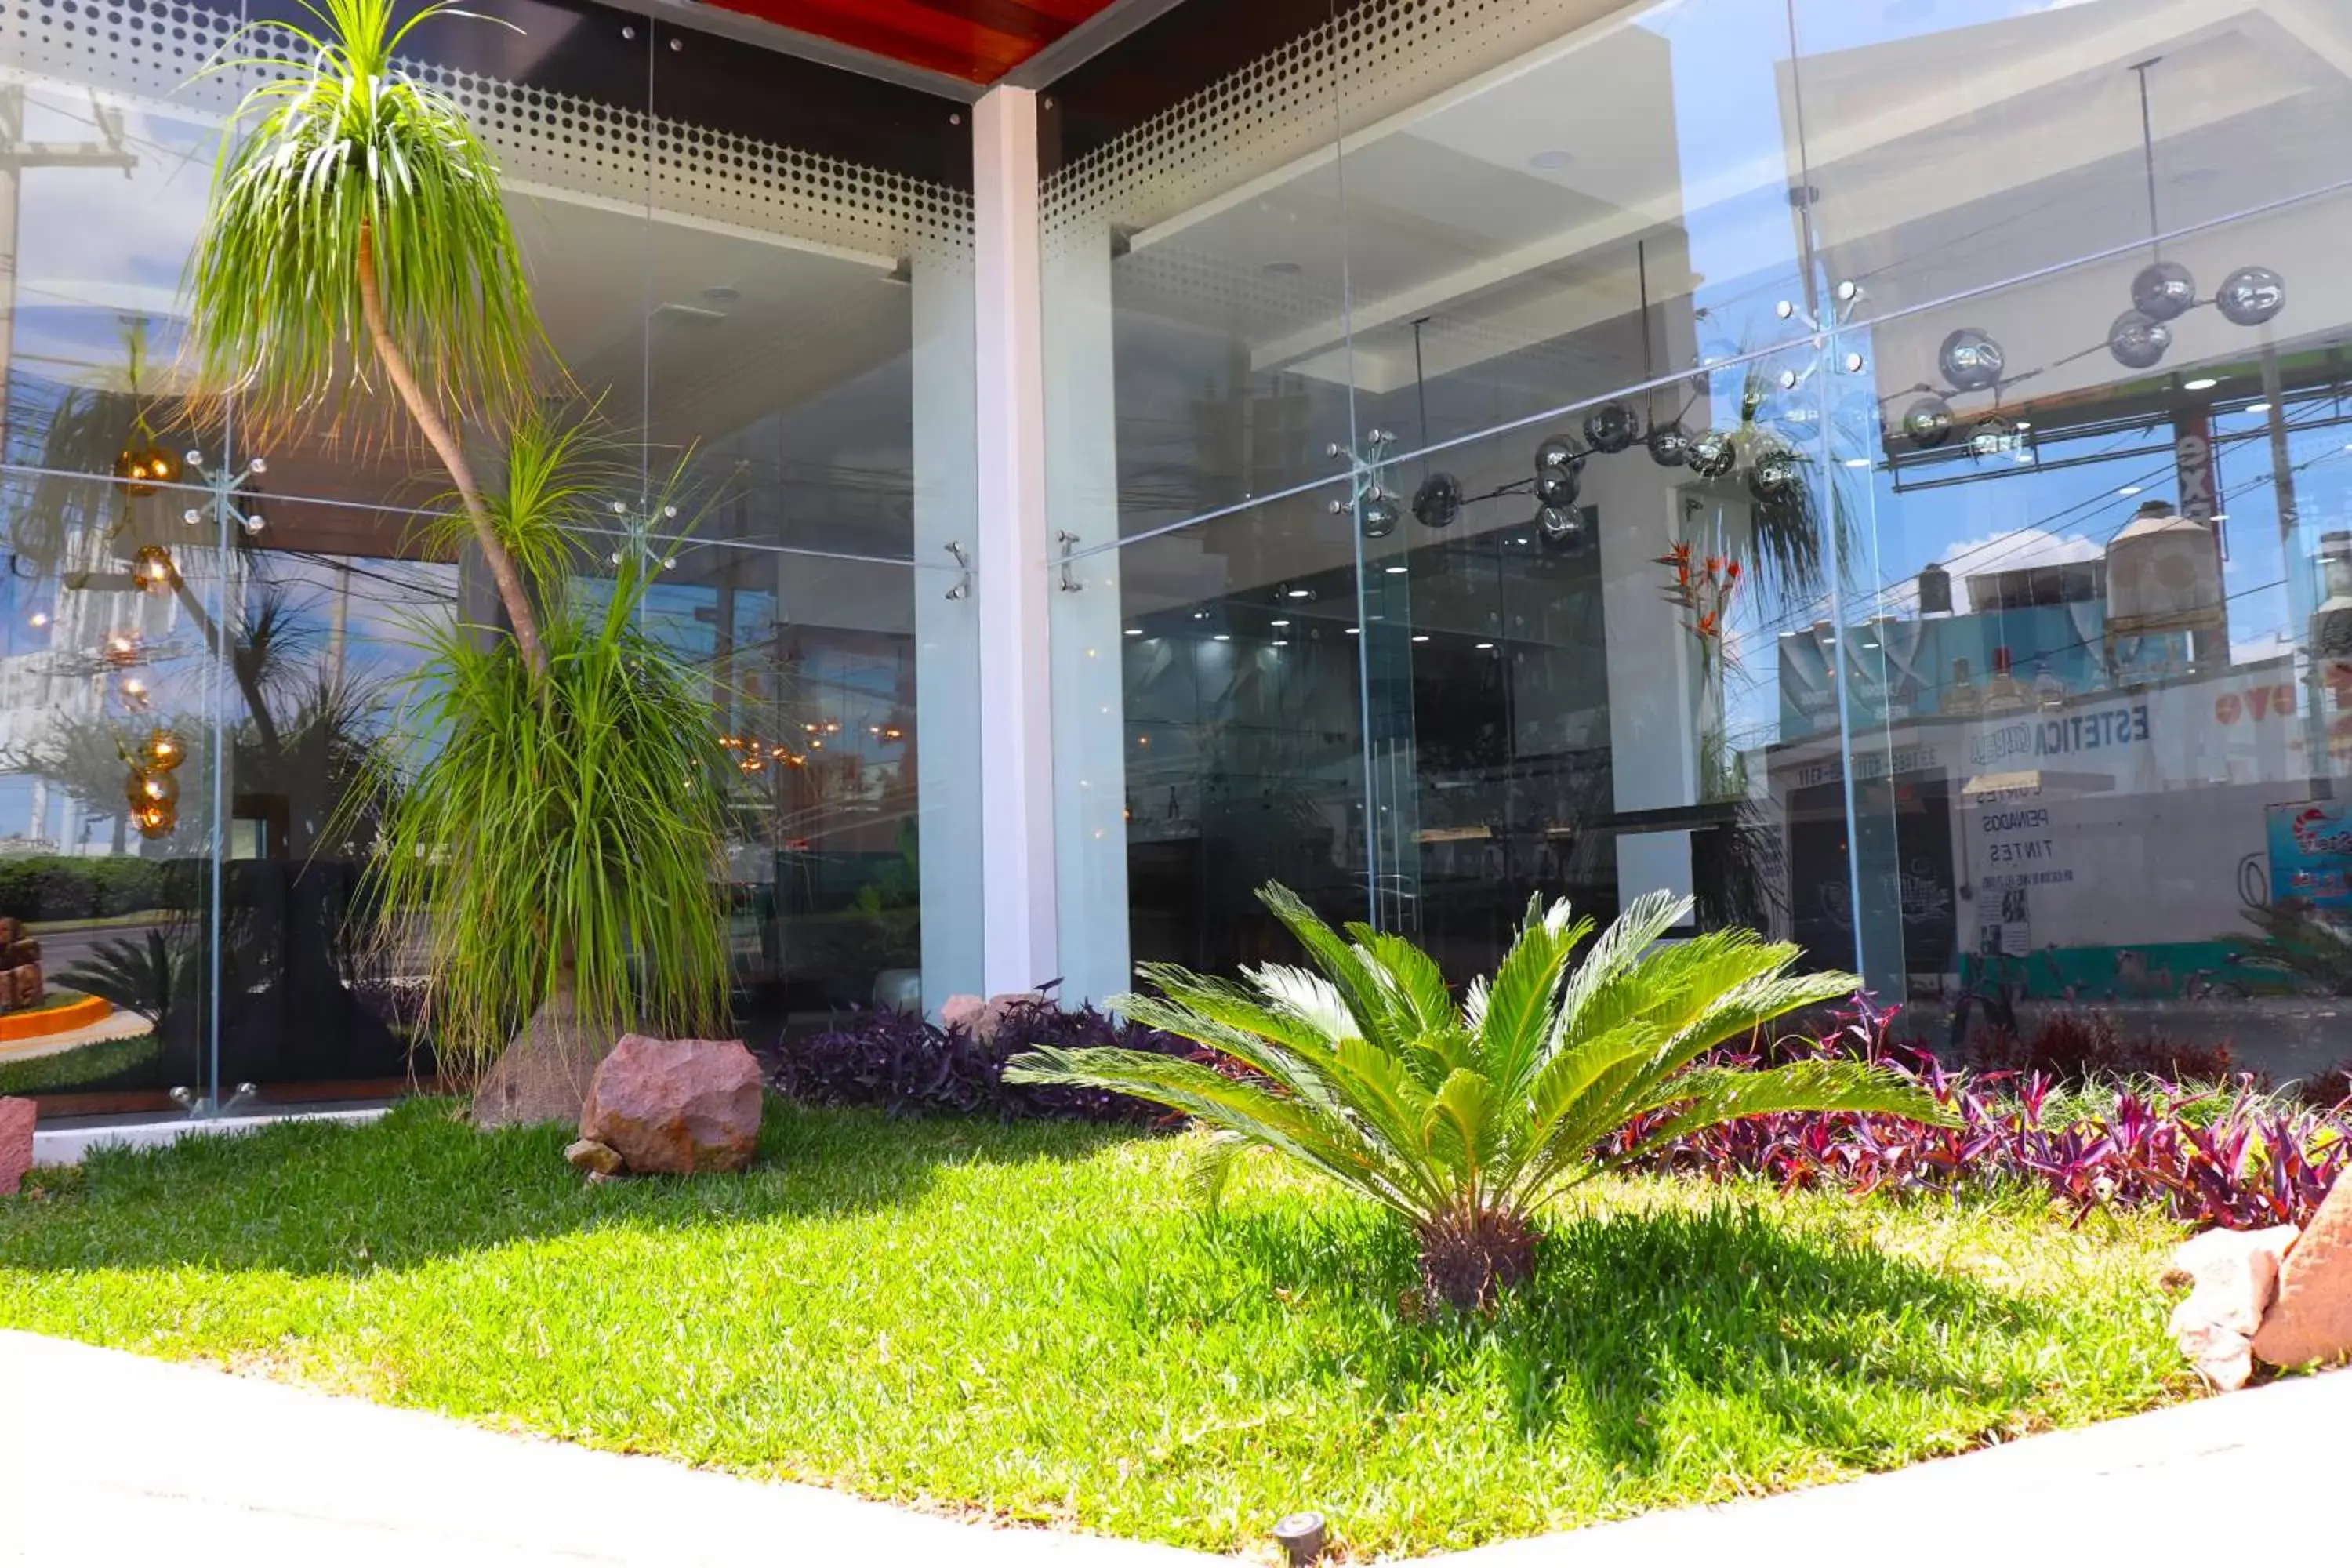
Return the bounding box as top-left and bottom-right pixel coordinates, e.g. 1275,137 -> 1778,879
0,471 -> 223,1109
1791,0 -> 2352,335
1818,182 -> 2352,1081
1056,495 -> 1372,999
1338,0 -> 1819,459
1040,0 -> 1356,540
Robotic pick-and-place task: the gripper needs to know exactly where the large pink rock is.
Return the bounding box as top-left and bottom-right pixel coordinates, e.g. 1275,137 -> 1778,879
939,991 -> 1047,1044
0,1096 -> 34,1197
2255,1176 -> 2352,1369
2163,1224 -> 2298,1389
579,1035 -> 763,1175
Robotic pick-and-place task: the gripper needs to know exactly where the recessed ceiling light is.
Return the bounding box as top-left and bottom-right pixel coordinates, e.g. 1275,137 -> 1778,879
1211,633 -> 1231,641
2247,401 -> 2273,415
1512,537 -> 1530,546
1285,587 -> 1313,599
1410,634 -> 1431,643
2013,419 -> 2032,430
1270,619 -> 1290,627
701,285 -> 742,306
1475,641 -> 1495,650
1385,564 -> 1408,575
1192,610 -> 1209,619
2118,485 -> 2142,496
1272,639 -> 1289,648
1263,260 -> 1301,278
1124,627 -> 1142,636
1527,150 -> 1575,170
1842,456 -> 1871,468
1345,626 -> 1361,635
2183,377 -> 2218,390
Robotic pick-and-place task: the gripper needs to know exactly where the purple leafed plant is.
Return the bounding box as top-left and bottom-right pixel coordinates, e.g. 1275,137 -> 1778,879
777,993 -> 1209,1124
1617,994 -> 2352,1232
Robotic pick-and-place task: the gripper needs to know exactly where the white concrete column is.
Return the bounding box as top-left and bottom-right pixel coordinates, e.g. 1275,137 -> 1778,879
910,239 -> 985,1006
972,86 -> 1059,996
1042,212 -> 1130,1007
1590,449 -> 1700,908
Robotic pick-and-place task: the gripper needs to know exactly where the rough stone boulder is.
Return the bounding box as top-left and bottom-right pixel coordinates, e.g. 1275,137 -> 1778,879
2254,1176 -> 2352,1370
2163,1223 -> 2299,1389
578,1035 -> 763,1175
0,1095 -> 32,1197
938,991 -> 1047,1044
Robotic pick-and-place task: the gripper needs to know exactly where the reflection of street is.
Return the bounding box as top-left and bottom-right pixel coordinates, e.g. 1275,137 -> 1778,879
22,916 -> 163,974
1918,994 -> 2352,1087
0,1000 -> 145,1062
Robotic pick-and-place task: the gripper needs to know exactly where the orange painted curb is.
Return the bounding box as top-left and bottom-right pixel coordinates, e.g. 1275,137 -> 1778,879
0,993 -> 113,1042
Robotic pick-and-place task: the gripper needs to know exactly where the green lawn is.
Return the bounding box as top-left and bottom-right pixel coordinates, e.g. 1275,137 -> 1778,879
0,1100 -> 2196,1559
0,1029 -> 159,1095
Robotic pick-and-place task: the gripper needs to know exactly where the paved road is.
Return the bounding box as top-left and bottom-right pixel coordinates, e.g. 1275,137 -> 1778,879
0,1330 -> 2343,1563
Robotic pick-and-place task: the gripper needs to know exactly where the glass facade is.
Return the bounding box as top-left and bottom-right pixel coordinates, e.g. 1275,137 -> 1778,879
0,0 -> 981,1112
1038,0 -> 2352,1088
10,0 -> 2352,1120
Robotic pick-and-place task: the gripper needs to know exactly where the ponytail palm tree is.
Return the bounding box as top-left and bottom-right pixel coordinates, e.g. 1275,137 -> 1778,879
187,0 -> 549,677
1006,885 -> 1948,1310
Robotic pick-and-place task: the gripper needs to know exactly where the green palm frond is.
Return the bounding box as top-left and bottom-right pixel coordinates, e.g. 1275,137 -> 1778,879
1006,880 -> 1949,1306
185,0 -> 539,426
349,423 -> 733,1081
1607,1059 -> 1946,1168
412,401 -> 621,601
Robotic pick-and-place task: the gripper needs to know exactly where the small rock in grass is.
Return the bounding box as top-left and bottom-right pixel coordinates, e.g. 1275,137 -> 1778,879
2254,1175 -> 2352,1370
2164,1223 -> 2298,1389
0,1095 -> 33,1197
579,1035 -> 762,1175
564,1138 -> 624,1177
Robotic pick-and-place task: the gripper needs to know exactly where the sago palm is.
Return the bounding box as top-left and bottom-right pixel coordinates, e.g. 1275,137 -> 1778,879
186,0 -> 550,677
1006,884 -> 1947,1309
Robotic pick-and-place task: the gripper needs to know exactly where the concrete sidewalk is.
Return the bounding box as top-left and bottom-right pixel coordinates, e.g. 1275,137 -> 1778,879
0,1332 -> 1217,1566
1,1328 -> 2344,1564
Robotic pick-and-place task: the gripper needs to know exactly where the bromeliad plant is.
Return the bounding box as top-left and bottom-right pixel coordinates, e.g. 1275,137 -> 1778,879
1006,884 -> 1950,1310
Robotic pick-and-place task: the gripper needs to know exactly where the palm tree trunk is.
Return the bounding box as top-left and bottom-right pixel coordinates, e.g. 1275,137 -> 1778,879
470,953 -> 599,1129
1416,1204 -> 1538,1312
355,227 -> 546,681
169,583 -> 279,757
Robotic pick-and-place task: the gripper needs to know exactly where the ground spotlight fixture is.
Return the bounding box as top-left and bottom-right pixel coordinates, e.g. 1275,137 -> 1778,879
1273,1512 -> 1327,1566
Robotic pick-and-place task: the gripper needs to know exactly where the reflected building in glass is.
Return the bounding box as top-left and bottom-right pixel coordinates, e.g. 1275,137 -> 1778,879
8,0 -> 2352,1113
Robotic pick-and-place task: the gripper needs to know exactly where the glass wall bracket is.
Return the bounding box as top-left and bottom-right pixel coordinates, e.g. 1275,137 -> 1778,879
942,540 -> 972,601
1056,531 -> 1083,592
169,1083 -> 259,1120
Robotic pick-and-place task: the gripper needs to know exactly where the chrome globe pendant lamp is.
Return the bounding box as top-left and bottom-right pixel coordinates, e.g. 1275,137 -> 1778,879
2100,59 -> 2285,370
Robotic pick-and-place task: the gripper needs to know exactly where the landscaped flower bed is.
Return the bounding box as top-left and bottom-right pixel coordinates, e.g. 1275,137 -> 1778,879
1617,998 -> 2352,1232
0,1102 -> 2197,1559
